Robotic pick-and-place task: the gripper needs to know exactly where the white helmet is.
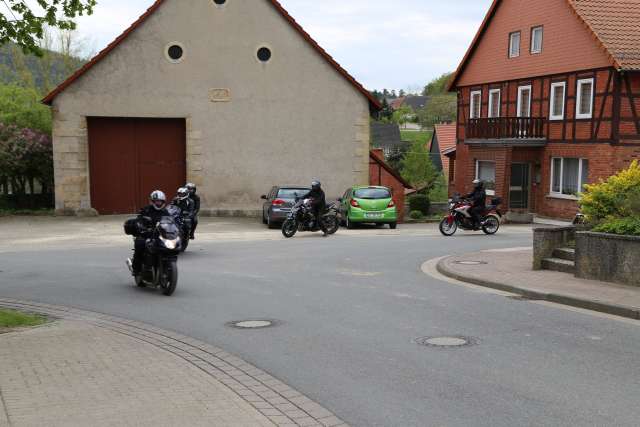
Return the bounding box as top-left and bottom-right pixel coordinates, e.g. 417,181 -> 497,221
177,187 -> 190,200
150,190 -> 167,210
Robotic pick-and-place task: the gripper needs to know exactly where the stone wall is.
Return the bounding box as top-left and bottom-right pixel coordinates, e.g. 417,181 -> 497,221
532,226 -> 575,270
575,232 -> 640,287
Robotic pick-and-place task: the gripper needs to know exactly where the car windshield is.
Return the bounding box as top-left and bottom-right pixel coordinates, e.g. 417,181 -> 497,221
353,188 -> 391,199
277,188 -> 309,199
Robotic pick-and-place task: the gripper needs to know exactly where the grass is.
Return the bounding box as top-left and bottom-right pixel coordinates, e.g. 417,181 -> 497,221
400,130 -> 433,146
0,309 -> 47,328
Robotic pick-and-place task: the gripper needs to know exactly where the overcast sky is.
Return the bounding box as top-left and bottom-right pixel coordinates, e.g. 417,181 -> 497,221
68,0 -> 493,92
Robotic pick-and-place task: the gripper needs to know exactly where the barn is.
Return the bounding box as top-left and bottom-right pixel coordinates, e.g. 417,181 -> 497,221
44,0 -> 381,215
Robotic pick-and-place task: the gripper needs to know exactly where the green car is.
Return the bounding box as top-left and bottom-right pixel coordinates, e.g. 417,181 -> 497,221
339,186 -> 398,229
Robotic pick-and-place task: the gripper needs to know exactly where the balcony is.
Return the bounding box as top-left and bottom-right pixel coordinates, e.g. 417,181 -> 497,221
466,117 -> 547,144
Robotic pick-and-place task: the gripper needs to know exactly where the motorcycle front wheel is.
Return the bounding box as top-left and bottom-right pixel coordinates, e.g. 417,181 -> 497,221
282,219 -> 298,238
161,260 -> 178,296
439,218 -> 458,236
482,216 -> 500,235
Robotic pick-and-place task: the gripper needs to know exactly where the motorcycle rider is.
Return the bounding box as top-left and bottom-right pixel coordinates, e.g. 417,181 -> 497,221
303,180 -> 326,228
130,190 -> 170,276
172,187 -> 195,235
185,183 -> 200,239
464,179 -> 487,229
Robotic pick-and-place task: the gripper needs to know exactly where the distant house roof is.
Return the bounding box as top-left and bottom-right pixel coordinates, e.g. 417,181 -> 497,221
430,123 -> 457,171
447,0 -> 640,90
389,97 -> 406,110
403,96 -> 429,111
371,122 -> 403,148
42,0 -> 382,111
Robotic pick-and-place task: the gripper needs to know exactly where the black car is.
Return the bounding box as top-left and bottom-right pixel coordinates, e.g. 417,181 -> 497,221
261,186 -> 310,229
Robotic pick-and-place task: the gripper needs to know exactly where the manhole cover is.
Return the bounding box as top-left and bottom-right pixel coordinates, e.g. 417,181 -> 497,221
454,261 -> 488,266
226,320 -> 278,329
414,336 -> 477,348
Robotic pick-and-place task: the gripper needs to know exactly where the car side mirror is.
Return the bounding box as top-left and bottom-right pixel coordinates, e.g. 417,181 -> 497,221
261,195 -> 267,200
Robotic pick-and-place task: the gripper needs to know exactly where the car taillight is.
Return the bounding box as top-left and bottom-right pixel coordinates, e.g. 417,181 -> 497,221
350,199 -> 360,208
272,199 -> 286,206
387,200 -> 395,208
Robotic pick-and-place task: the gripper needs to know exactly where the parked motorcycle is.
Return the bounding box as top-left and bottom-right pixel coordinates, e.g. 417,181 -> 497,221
167,204 -> 192,253
439,194 -> 502,236
282,198 -> 340,238
125,216 -> 181,296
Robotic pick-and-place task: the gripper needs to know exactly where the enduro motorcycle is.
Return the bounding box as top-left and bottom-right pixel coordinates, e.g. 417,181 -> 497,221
167,204 -> 193,253
439,194 -> 502,236
125,216 -> 181,296
282,198 -> 340,238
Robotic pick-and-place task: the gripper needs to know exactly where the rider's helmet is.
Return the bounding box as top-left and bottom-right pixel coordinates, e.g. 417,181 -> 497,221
177,187 -> 190,201
472,179 -> 484,189
311,180 -> 321,191
150,190 -> 167,210
185,183 -> 197,195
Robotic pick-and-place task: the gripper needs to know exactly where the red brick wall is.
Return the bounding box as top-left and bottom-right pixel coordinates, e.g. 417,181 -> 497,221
369,150 -> 406,222
456,0 -> 611,87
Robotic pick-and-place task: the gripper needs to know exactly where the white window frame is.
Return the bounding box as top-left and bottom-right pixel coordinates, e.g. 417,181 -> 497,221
549,81 -> 566,121
488,89 -> 501,118
470,90 -> 482,119
475,160 -> 496,196
509,31 -> 521,58
576,78 -> 594,119
517,85 -> 532,118
530,26 -> 543,54
549,157 -> 589,198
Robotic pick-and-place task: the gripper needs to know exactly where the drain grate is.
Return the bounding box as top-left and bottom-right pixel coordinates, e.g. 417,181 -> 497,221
226,320 -> 279,329
414,336 -> 477,348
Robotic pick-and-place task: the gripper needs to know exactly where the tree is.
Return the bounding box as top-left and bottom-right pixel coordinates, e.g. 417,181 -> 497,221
417,94 -> 457,129
0,84 -> 52,133
0,0 -> 96,55
379,98 -> 393,122
422,72 -> 453,96
399,89 -> 406,97
391,105 -> 412,127
401,139 -> 440,194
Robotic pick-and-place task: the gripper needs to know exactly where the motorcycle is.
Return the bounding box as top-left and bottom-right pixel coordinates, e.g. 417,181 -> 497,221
282,198 -> 340,238
439,194 -> 502,236
125,215 -> 181,296
167,204 -> 193,253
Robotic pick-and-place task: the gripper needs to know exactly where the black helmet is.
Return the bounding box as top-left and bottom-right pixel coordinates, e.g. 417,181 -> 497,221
150,190 -> 167,210
311,180 -> 321,191
177,187 -> 189,201
185,183 -> 197,194
473,179 -> 484,189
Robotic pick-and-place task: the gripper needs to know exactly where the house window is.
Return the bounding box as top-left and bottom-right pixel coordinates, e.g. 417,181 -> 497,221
576,78 -> 594,119
257,47 -> 272,62
517,85 -> 531,117
488,89 -> 501,118
476,160 -> 496,195
470,90 -> 482,119
551,158 -> 589,196
549,82 -> 566,120
165,42 -> 185,63
530,26 -> 543,54
509,32 -> 521,58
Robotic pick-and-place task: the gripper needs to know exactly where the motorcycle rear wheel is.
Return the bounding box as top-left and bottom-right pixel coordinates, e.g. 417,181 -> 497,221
282,219 -> 298,238
180,237 -> 189,253
439,218 -> 458,236
322,216 -> 339,235
482,216 -> 500,235
161,260 -> 178,296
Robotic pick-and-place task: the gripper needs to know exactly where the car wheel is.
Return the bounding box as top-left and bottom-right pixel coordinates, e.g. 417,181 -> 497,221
267,215 -> 279,229
389,222 -> 397,229
346,214 -> 355,230
262,212 -> 268,225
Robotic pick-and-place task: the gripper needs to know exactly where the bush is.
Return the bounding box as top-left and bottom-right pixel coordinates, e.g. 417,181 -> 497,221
409,210 -> 424,220
408,194 -> 430,215
592,217 -> 640,236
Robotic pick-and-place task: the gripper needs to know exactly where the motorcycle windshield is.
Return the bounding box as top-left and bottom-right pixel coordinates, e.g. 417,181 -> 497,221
158,218 -> 180,239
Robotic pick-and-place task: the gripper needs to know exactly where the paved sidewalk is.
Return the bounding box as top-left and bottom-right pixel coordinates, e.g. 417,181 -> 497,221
0,299 -> 347,427
437,248 -> 640,320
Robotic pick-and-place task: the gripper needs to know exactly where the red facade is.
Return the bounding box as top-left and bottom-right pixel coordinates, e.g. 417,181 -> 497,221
449,0 -> 640,219
369,149 -> 413,222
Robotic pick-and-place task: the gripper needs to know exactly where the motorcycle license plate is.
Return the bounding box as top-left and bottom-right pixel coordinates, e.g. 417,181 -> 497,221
365,212 -> 383,219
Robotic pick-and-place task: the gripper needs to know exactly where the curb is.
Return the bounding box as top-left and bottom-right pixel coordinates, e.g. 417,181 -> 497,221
436,257 -> 640,321
0,298 -> 348,427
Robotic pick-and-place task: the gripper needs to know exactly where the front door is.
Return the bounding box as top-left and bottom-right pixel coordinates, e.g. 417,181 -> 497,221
510,163 -> 530,209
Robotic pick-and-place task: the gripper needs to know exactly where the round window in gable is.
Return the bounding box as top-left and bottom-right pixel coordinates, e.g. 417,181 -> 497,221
165,42 -> 185,64
213,0 -> 226,4
257,47 -> 272,63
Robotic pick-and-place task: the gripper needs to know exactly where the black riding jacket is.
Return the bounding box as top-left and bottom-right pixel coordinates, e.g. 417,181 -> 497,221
464,188 -> 487,208
189,194 -> 201,215
305,188 -> 326,211
137,205 -> 170,235
172,198 -> 195,218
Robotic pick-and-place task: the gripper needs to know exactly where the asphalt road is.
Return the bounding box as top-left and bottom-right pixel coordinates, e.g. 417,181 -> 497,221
1,219 -> 639,427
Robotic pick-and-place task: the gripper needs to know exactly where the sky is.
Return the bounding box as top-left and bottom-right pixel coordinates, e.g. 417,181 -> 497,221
67,0 -> 493,92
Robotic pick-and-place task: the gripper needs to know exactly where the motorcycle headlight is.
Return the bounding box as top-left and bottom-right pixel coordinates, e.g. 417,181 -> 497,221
160,235 -> 180,250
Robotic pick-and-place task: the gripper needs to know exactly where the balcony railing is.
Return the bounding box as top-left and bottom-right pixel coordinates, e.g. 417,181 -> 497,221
466,117 -> 547,140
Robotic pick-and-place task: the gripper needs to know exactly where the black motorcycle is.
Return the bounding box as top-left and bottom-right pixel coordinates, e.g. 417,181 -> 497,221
125,216 -> 181,296
282,198 -> 340,238
167,204 -> 192,253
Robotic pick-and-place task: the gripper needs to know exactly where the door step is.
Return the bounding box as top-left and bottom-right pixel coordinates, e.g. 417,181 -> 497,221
541,257 -> 576,274
553,247 -> 576,262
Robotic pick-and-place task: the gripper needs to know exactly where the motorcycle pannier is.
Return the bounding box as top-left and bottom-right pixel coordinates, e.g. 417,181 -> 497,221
124,218 -> 140,236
